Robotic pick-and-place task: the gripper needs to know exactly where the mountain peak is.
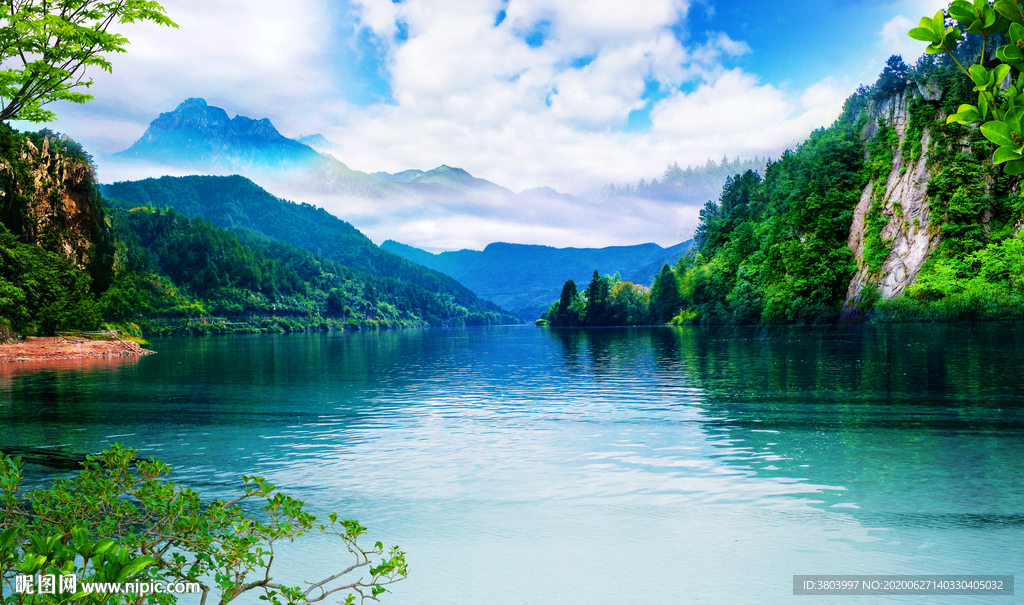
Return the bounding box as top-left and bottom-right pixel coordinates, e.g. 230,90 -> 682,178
409,165 -> 511,195
176,97 -> 208,110
115,98 -> 320,173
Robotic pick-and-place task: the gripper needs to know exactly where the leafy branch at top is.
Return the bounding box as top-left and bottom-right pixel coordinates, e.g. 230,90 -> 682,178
908,0 -> 1024,173
0,0 -> 178,123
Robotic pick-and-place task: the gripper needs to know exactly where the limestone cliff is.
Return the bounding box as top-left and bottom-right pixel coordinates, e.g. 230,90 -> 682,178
0,130 -> 112,286
842,85 -> 955,317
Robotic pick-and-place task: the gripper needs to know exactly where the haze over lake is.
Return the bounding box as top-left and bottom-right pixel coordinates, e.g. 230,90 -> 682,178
3,324 -> 1022,604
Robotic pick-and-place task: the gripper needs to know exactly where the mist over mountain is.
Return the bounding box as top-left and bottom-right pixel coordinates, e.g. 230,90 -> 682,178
108,98 -> 703,251
372,169 -> 424,182
101,175 -> 520,324
381,239 -> 693,320
116,98 -> 322,173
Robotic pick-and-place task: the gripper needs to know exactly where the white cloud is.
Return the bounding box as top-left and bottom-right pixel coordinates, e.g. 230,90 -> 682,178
879,15 -> 925,65
29,0 -> 859,251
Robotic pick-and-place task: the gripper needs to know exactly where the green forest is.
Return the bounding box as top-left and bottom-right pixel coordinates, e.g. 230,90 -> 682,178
546,52 -> 1024,327
0,127 -> 518,339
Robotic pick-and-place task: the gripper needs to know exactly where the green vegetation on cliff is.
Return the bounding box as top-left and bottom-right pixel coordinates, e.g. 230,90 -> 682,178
0,129 -> 517,337
671,53 -> 1024,324
544,51 -> 1024,327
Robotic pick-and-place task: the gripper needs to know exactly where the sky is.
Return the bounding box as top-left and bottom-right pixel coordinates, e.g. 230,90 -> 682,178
13,0 -> 946,250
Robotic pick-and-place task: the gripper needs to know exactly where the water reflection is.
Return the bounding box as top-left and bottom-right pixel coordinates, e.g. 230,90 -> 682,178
2,326 -> 1022,604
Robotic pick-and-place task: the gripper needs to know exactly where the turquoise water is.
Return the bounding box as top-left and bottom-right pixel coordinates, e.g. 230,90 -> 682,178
1,325 -> 1022,603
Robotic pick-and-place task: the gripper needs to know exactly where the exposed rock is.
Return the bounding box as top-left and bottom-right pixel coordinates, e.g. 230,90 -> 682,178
916,79 -> 942,101
0,134 -> 103,271
842,92 -> 943,319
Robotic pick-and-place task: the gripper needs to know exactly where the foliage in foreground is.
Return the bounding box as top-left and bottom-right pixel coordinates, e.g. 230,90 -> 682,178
0,0 -> 177,122
0,446 -> 407,604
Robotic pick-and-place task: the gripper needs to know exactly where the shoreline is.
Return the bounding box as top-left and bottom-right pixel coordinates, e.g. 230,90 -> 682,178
0,336 -> 154,363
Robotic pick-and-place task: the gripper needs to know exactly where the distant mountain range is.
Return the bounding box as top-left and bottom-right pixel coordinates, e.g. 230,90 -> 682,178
101,175 -> 520,324
108,97 -> 700,254
112,98 -> 565,201
381,239 -> 693,320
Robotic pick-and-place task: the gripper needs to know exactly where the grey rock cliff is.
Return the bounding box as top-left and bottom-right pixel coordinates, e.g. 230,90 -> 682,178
843,91 -> 944,317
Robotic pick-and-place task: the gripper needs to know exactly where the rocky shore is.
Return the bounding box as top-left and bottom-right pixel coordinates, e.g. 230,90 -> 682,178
0,336 -> 154,363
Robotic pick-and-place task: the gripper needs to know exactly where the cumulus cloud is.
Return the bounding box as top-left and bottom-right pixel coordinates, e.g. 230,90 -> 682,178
879,15 -> 926,66
28,0 -> 860,250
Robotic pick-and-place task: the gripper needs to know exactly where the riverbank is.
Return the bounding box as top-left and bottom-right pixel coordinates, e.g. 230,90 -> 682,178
0,337 -> 154,363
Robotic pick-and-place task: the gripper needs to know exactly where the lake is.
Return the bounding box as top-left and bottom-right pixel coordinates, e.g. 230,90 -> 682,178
2,324 -> 1022,604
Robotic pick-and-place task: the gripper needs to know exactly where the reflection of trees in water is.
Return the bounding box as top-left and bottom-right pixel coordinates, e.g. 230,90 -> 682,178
663,323 -> 1024,527
544,324 -> 1024,527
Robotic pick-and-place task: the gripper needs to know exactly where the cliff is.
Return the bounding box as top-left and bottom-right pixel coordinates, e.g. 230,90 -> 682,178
843,89 -> 941,311
842,74 -> 1022,319
0,129 -> 112,285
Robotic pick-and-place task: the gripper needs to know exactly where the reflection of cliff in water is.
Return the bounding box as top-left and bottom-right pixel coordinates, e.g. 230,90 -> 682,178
543,324 -> 1024,529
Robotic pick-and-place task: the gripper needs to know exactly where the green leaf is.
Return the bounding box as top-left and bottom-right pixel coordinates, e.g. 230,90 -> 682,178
994,64 -> 1012,87
969,64 -> 990,88
949,0 -> 977,25
942,28 -> 963,52
997,45 -> 1024,63
0,528 -> 17,552
947,104 -> 982,124
908,27 -> 938,42
115,555 -> 155,582
981,121 -> 1016,147
1011,21 -> 1024,43
993,146 -> 1023,163
930,10 -> 946,37
1005,105 -> 1024,134
994,0 -> 1021,20
979,92 -> 989,120
1004,158 -> 1024,174
92,537 -> 117,556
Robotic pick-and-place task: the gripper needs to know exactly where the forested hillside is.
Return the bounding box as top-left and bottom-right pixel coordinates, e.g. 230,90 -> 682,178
0,130 -> 517,338
383,239 -> 691,320
100,175 -> 516,325
547,52 -> 1024,326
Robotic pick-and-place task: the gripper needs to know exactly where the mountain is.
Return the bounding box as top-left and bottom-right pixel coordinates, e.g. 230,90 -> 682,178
380,239 -> 693,320
113,98 -> 390,198
406,165 -> 512,195
115,98 -> 321,173
109,98 -> 692,252
101,175 -> 521,325
372,169 -> 425,182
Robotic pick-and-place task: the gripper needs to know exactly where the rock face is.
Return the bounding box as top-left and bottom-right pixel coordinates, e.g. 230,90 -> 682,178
115,97 -> 323,174
0,134 -> 108,274
842,91 -> 944,318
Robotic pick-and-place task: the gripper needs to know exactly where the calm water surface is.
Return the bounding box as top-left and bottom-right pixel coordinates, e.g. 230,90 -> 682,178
1,325 -> 1022,604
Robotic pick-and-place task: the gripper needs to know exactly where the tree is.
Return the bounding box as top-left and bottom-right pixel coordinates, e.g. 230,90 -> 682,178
556,279 -> 577,316
649,264 -> 682,323
908,0 -> 1024,173
0,0 -> 177,123
0,446 -> 408,604
608,281 -> 649,325
872,55 -> 909,98
583,270 -> 610,326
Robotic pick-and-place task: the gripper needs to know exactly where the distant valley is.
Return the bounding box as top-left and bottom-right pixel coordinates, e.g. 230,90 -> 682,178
382,239 -> 693,320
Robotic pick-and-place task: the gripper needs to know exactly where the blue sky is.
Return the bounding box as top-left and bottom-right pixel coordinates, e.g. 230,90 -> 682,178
23,0 -> 944,249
